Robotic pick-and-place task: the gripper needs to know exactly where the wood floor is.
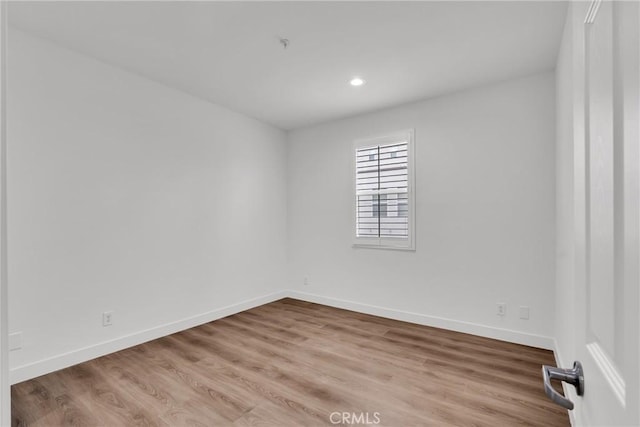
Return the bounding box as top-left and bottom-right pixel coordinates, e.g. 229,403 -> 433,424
12,298 -> 569,426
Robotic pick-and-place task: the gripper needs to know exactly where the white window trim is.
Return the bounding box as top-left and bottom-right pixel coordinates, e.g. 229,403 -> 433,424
352,129 -> 415,251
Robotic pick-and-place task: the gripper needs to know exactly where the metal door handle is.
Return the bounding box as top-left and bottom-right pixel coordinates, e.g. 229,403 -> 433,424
541,361 -> 584,410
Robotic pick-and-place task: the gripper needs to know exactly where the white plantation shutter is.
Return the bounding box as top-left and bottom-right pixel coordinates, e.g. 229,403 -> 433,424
354,130 -> 414,249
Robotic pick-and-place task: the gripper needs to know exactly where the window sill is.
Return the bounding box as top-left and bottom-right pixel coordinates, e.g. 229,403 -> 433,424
352,243 -> 416,252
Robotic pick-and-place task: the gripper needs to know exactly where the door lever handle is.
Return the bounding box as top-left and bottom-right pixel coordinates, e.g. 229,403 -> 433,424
541,361 -> 584,410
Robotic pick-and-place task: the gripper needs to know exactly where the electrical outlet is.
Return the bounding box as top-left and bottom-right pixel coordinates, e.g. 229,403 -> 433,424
102,311 -> 114,327
497,303 -> 506,317
519,306 -> 530,320
303,276 -> 309,286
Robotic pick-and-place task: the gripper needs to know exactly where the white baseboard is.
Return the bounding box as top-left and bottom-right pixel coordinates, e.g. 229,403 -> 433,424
287,290 -> 555,350
10,288 -> 556,385
9,290 -> 288,385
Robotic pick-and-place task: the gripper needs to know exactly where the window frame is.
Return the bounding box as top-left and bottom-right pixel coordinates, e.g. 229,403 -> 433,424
352,129 -> 415,251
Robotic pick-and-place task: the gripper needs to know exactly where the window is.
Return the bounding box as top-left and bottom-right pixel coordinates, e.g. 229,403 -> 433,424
353,129 -> 415,250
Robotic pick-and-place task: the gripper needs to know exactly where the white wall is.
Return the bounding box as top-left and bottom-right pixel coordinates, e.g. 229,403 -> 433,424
287,72 -> 557,347
7,29 -> 288,381
6,25 -> 559,386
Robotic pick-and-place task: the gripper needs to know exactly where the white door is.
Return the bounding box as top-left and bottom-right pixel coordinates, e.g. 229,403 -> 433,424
0,2 -> 7,426
572,1 -> 639,425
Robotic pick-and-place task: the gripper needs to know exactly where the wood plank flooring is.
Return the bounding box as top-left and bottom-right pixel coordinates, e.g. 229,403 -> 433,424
11,298 -> 570,426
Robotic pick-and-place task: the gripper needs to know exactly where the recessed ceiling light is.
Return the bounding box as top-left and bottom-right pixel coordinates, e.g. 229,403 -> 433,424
350,77 -> 365,87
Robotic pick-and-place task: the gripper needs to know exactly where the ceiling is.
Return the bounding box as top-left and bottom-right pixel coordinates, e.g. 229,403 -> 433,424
8,1 -> 567,130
